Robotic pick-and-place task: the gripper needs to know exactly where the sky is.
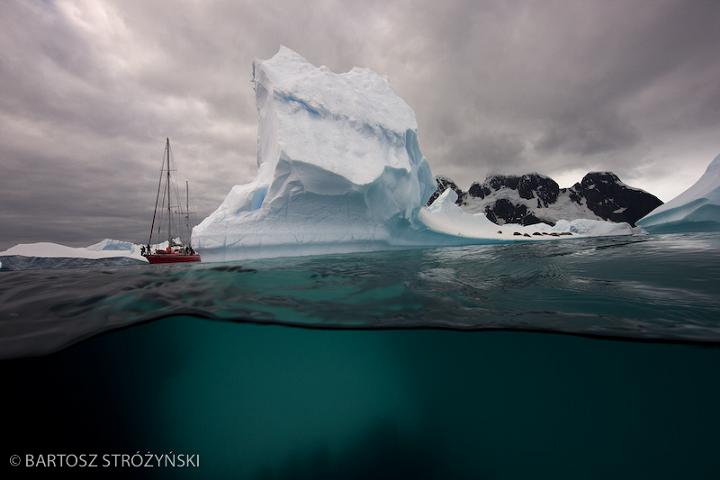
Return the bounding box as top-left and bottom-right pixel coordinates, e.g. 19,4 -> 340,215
1,0 -> 719,249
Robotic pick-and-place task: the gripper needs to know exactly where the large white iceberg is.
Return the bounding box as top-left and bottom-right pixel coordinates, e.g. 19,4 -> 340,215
638,153 -> 720,233
192,47 -> 445,260
193,47 -> 633,261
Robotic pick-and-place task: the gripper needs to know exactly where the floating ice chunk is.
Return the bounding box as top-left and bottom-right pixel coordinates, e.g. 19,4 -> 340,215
0,241 -> 147,261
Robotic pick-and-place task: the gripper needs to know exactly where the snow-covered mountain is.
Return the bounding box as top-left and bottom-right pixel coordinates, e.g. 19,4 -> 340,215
638,153 -> 720,233
429,172 -> 662,227
420,189 -> 634,239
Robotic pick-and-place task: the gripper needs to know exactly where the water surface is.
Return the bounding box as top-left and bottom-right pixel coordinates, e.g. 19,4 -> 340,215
1,233 -> 720,358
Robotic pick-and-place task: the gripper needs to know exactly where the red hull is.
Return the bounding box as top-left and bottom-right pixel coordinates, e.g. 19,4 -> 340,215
146,254 -> 201,264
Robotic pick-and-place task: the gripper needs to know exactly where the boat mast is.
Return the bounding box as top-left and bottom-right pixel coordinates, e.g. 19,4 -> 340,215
166,137 -> 172,246
186,180 -> 190,246
148,143 -> 165,249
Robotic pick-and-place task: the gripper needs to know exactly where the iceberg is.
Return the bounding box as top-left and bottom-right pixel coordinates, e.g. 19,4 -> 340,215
638,154 -> 720,233
0,240 -> 147,261
193,47 -> 634,261
192,47 -> 443,261
0,239 -> 198,270
87,239 -> 139,252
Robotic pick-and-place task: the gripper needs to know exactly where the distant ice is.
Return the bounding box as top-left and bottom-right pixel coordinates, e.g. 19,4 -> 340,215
0,240 -> 147,262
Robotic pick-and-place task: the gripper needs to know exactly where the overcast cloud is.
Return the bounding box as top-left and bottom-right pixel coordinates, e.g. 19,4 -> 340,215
1,0 -> 719,248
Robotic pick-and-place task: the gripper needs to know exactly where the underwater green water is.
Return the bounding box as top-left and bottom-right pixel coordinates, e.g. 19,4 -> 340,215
4,317 -> 720,479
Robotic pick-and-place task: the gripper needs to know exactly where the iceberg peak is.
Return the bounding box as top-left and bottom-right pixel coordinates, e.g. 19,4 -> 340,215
255,46 -> 417,135
707,152 -> 720,172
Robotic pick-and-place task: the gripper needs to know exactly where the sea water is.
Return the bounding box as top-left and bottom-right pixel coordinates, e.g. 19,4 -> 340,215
1,233 -> 720,478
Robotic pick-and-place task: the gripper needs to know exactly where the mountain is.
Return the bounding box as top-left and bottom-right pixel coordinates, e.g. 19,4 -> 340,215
426,176 -> 464,206
428,172 -> 662,227
420,188 -> 634,240
638,153 -> 720,233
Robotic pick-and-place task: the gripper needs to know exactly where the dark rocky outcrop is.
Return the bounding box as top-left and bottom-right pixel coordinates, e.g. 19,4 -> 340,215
427,171 -> 662,227
483,199 -> 544,226
469,174 -> 559,206
426,176 -> 465,206
468,182 -> 491,199
517,174 -> 559,206
570,172 -> 663,225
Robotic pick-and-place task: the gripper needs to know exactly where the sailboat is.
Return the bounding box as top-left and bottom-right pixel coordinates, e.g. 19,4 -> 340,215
142,138 -> 201,264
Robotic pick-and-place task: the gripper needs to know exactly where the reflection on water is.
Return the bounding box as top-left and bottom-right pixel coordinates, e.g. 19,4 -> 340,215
1,233 -> 719,358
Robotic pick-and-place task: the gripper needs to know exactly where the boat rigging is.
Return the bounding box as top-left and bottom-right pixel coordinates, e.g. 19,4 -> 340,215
142,138 -> 201,264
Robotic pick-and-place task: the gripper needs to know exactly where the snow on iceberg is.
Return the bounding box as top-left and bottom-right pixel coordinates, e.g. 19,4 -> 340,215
638,153 -> 720,233
87,238 -> 139,252
193,47 -> 634,261
420,189 -> 634,239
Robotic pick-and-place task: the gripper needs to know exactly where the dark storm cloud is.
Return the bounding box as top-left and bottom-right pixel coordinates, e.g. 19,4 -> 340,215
535,109 -> 641,156
1,0 -> 719,248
